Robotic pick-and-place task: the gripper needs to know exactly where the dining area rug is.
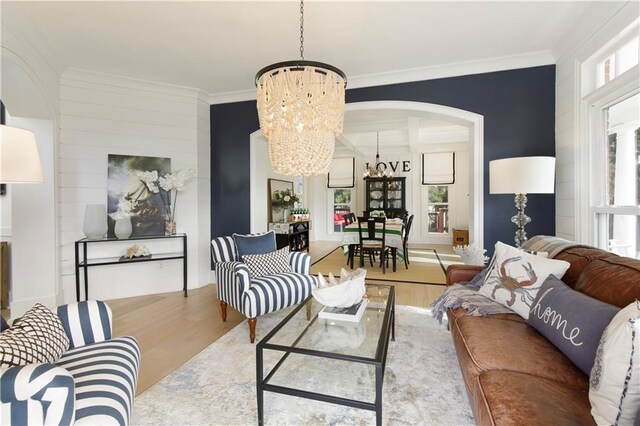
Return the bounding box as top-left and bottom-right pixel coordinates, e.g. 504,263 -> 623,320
132,305 -> 474,425
310,247 -> 463,285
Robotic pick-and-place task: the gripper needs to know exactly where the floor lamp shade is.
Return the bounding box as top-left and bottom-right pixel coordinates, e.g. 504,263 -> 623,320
489,156 -> 556,194
0,124 -> 44,183
489,156 -> 556,248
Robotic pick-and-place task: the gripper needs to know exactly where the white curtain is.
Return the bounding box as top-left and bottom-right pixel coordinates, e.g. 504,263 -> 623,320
327,157 -> 355,188
422,152 -> 455,185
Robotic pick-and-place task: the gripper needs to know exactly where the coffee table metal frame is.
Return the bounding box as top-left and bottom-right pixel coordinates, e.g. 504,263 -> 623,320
256,285 -> 395,426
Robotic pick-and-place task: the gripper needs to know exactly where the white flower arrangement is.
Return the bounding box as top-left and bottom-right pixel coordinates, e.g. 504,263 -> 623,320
137,168 -> 195,222
453,244 -> 489,266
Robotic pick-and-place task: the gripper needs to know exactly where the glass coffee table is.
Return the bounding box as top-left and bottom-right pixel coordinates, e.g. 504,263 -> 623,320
256,284 -> 395,426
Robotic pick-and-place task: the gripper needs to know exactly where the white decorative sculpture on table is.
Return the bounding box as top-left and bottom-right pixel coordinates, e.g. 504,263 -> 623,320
313,268 -> 366,308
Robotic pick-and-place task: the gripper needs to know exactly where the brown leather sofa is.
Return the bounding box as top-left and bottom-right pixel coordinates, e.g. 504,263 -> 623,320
445,243 -> 640,425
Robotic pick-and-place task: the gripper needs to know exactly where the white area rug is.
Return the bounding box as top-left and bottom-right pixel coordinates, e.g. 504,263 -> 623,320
132,306 -> 473,425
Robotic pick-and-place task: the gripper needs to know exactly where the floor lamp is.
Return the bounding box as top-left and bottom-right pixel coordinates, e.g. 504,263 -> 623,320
489,156 -> 555,248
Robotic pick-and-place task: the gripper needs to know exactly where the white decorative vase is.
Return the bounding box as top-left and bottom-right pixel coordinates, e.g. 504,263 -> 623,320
83,204 -> 108,239
114,217 -> 132,239
283,208 -> 290,222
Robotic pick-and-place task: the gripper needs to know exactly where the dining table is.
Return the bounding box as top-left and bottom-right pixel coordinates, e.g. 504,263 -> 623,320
341,218 -> 405,270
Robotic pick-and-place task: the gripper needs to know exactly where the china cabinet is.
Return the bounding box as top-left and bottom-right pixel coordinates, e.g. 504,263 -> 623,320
364,177 -> 406,218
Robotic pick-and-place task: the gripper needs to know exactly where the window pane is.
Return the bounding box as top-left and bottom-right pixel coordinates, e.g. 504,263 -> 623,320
427,186 -> 449,233
597,213 -> 640,259
604,93 -> 639,207
333,189 -> 352,233
617,37 -> 639,76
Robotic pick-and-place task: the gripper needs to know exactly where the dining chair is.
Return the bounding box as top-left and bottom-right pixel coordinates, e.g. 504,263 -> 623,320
355,216 -> 387,274
402,214 -> 415,269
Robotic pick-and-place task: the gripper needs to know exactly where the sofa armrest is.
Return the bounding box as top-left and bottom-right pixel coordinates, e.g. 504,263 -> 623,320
215,261 -> 251,311
0,363 -> 75,425
57,301 -> 113,349
446,265 -> 485,286
289,251 -> 311,274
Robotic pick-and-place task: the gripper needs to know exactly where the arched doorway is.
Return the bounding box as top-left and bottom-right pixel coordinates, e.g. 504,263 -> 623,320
249,100 -> 483,247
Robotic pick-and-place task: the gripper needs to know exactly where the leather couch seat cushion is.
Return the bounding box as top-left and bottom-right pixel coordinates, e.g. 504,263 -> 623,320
447,307 -> 524,323
453,316 -> 587,394
473,371 -> 594,426
574,256 -> 640,308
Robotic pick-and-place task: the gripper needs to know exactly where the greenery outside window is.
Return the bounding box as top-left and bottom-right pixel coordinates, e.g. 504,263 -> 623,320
427,185 -> 449,234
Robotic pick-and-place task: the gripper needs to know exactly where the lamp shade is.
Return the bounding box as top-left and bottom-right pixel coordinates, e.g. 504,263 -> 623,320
0,124 -> 43,183
489,156 -> 555,194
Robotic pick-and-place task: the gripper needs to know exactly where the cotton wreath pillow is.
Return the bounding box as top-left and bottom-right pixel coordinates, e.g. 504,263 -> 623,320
0,303 -> 69,367
478,242 -> 570,319
589,300 -> 640,425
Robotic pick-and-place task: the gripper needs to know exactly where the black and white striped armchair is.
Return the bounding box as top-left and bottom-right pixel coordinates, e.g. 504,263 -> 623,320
0,300 -> 140,425
211,236 -> 315,343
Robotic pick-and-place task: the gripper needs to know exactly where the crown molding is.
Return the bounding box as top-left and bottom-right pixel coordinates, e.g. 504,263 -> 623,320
208,51 -> 555,105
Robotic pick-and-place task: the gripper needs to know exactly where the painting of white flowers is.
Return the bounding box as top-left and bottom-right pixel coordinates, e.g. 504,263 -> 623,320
107,154 -> 171,237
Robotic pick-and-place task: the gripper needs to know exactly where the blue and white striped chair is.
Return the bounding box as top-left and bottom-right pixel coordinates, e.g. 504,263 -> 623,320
211,236 -> 315,343
1,300 -> 140,425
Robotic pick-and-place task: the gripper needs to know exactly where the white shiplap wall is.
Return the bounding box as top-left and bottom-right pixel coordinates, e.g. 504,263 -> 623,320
59,69 -> 211,303
552,1 -> 639,243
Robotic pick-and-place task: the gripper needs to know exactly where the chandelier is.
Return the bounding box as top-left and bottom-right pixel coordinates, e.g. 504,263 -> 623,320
364,132 -> 392,178
255,0 -> 347,176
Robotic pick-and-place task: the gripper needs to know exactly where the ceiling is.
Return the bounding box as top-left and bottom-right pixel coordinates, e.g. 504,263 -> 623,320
4,1 -> 593,97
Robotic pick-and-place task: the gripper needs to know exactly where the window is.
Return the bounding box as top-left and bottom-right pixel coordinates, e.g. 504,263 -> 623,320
427,185 -> 449,234
596,36 -> 638,88
592,93 -> 639,258
332,188 -> 353,233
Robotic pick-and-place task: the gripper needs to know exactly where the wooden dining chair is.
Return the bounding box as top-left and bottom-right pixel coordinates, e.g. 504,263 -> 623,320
355,216 -> 387,274
403,214 -> 415,269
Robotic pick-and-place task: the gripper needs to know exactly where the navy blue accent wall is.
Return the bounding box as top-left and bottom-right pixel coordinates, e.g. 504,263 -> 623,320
210,65 -> 556,253
210,101 -> 259,238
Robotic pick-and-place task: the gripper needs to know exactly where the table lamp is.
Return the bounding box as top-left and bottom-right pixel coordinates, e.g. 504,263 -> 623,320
489,156 -> 555,247
1,124 -> 43,184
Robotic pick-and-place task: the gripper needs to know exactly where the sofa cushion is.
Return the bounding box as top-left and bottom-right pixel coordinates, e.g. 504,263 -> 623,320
479,242 -> 570,319
243,272 -> 314,318
589,301 -> 640,426
552,247 -> 612,288
447,307 -> 524,324
452,316 -> 587,395
573,256 -> 640,308
57,336 -> 140,425
233,231 -> 276,259
527,276 -> 619,375
242,246 -> 291,278
0,304 -> 70,367
473,371 -> 594,426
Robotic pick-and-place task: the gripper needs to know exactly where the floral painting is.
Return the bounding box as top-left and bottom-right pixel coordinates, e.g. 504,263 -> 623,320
107,154 -> 171,237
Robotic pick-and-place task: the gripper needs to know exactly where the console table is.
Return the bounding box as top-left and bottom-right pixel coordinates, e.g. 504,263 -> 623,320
268,221 -> 310,252
74,233 -> 187,302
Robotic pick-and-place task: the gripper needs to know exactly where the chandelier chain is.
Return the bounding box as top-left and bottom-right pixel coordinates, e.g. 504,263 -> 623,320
299,0 -> 304,61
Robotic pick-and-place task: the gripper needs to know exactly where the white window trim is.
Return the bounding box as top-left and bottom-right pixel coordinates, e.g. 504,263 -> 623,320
420,184 -> 455,244
577,65 -> 640,245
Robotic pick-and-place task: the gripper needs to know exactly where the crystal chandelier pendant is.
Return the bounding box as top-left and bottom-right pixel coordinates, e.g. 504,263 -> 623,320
255,0 -> 347,176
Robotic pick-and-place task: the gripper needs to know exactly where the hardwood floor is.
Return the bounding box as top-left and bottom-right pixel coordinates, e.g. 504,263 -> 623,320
108,240 -> 455,395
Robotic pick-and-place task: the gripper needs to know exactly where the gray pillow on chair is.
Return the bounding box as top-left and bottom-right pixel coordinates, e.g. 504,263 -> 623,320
233,231 -> 277,259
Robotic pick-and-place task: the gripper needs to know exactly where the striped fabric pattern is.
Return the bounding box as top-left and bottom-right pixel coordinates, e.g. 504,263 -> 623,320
0,363 -> 76,425
57,301 -> 112,350
243,272 -> 314,317
289,252 -> 311,274
211,236 -> 237,265
56,336 -> 140,426
215,262 -> 251,313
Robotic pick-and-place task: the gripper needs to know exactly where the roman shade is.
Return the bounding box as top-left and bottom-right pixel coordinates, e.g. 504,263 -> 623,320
422,152 -> 455,185
327,157 -> 355,188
